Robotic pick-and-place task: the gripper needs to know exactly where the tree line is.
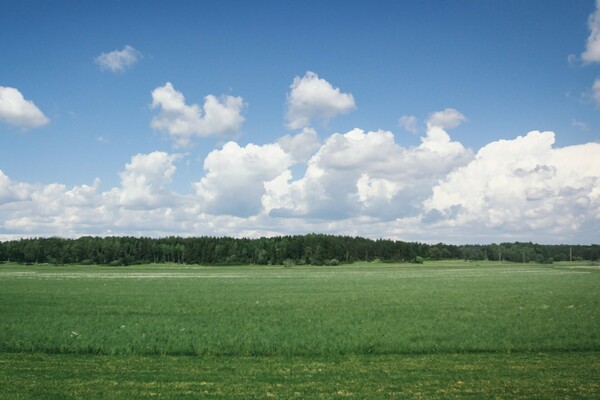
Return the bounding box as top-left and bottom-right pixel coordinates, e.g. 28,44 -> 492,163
0,235 -> 598,266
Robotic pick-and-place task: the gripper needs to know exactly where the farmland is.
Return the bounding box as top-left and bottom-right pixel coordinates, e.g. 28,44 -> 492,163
1,261 -> 599,398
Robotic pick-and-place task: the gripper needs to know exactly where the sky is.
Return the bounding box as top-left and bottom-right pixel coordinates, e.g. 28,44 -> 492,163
1,0 -> 599,244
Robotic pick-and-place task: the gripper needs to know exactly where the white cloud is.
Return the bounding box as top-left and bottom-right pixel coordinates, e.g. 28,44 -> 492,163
582,0 -> 600,63
0,175 -> 106,237
0,154 -> 189,237
194,142 -> 292,216
277,127 -> 320,163
109,152 -> 180,210
399,115 -> 418,133
151,82 -> 245,147
95,45 -> 141,73
419,125 -> 468,157
263,121 -> 472,220
1,109 -> 599,244
0,170 -> 31,203
426,108 -> 466,129
0,86 -> 49,128
286,71 -> 355,129
356,173 -> 398,208
424,131 -> 600,237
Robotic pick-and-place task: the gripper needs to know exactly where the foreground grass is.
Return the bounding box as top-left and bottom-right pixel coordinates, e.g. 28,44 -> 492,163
1,261 -> 599,398
1,352 -> 599,399
1,261 -> 598,356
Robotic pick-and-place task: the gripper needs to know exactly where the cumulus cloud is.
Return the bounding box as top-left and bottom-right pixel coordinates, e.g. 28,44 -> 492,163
582,0 -> 600,63
263,120 -> 472,220
0,170 -> 31,203
151,82 -> 245,147
194,142 -> 292,216
277,127 -> 320,163
399,115 -> 418,133
95,45 -> 141,73
356,173 -> 398,208
424,131 -> 600,236
0,86 -> 49,128
1,106 -> 599,243
108,152 -> 181,210
0,174 -> 106,237
426,108 -> 466,129
0,152 -> 185,236
0,153 -> 188,237
286,71 -> 355,129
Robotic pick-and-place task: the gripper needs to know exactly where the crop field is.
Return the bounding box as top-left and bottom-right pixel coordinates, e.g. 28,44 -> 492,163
1,261 -> 599,398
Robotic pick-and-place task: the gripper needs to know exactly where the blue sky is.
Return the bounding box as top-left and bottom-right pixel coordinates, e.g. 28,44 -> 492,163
1,0 -> 599,243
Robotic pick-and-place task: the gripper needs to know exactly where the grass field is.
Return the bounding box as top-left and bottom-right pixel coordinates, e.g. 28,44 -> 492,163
1,260 -> 599,398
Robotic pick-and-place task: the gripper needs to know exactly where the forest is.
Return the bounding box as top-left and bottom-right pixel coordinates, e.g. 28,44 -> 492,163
0,235 -> 598,266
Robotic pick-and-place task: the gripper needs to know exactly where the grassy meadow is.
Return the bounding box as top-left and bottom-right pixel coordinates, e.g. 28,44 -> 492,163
1,260 -> 599,398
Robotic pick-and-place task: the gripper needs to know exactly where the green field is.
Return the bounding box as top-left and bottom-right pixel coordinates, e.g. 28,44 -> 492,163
1,261 -> 599,398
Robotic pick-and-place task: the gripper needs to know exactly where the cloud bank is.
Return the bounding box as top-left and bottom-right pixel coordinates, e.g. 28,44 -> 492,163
1,107 -> 598,243
0,69 -> 597,243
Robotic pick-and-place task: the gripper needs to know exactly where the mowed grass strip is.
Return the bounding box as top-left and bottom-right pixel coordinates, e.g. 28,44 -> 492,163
1,352 -> 598,399
0,262 -> 598,356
